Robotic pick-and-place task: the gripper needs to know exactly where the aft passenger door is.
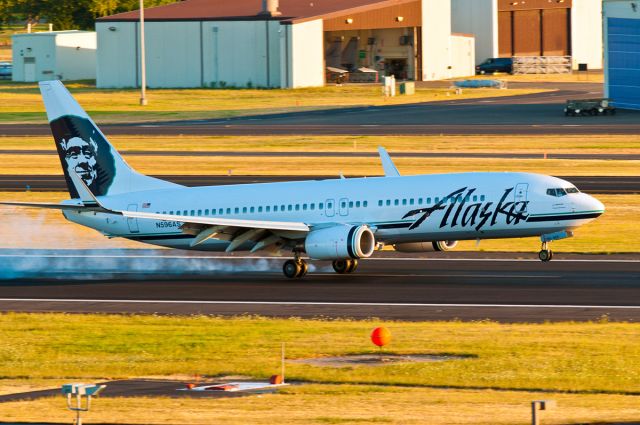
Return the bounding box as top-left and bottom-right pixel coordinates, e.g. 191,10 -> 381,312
127,204 -> 140,233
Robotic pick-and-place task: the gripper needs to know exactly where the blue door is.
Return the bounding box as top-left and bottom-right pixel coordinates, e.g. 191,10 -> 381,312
608,18 -> 640,109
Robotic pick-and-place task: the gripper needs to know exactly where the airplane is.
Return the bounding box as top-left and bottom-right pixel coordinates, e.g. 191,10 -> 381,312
2,81 -> 605,279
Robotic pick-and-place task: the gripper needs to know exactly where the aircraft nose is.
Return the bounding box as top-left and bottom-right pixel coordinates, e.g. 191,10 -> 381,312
586,194 -> 605,214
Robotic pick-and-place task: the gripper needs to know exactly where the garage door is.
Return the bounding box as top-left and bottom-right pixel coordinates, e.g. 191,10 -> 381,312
608,17 -> 640,110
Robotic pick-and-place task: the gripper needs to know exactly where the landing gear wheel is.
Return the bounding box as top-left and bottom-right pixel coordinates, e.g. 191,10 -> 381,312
346,259 -> 359,273
538,249 -> 553,262
299,260 -> 309,277
332,259 -> 358,274
283,259 -> 302,279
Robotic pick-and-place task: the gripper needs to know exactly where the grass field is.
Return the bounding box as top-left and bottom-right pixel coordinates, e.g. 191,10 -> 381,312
0,192 -> 637,253
0,153 -> 637,177
0,314 -> 639,424
3,134 -> 640,154
0,81 -> 546,124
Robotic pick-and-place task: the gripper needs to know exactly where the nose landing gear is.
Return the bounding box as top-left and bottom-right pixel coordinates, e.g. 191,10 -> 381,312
538,241 -> 553,262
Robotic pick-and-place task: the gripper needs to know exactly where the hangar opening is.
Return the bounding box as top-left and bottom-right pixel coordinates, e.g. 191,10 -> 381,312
323,1 -> 422,81
498,0 -> 572,58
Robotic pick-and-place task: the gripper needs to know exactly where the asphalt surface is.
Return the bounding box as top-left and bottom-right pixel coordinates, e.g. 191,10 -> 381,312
3,174 -> 638,194
1,251 -> 639,322
2,149 -> 639,160
2,83 -> 640,136
0,379 -> 278,403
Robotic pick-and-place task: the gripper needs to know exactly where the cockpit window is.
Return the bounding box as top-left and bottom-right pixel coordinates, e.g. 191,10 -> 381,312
547,188 -> 566,197
565,187 -> 579,194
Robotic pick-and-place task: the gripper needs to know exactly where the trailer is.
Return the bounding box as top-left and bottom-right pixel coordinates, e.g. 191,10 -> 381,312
564,99 -> 616,116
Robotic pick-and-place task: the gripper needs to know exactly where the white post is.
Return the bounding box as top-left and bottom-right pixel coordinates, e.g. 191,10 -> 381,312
48,23 -> 53,32
281,342 -> 285,384
27,23 -> 32,33
139,0 -> 148,106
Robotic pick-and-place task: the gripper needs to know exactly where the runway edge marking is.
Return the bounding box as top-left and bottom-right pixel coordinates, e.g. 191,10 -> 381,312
1,299 -> 640,310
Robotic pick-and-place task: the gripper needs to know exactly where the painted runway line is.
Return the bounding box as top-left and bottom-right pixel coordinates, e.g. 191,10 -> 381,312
1,298 -> 639,309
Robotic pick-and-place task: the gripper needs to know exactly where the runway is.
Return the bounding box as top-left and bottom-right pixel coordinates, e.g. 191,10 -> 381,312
2,87 -> 640,136
0,251 -> 639,322
2,174 -> 639,194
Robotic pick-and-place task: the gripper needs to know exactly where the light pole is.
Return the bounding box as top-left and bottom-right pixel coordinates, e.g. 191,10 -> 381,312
139,0 -> 148,105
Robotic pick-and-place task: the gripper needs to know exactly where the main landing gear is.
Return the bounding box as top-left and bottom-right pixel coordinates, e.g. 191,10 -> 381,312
332,259 -> 359,274
538,241 -> 554,262
283,258 -> 308,279
282,256 -> 359,279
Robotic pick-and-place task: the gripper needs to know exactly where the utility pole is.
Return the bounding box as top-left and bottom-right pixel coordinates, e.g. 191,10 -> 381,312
139,0 -> 148,105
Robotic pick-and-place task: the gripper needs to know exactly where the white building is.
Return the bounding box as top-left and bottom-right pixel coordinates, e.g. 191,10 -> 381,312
452,0 -> 603,70
11,31 -> 96,82
96,0 -> 476,89
603,0 -> 640,110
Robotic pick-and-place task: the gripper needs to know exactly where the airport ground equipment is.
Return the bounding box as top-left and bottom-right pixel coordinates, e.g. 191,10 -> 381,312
531,400 -> 556,425
62,383 -> 106,425
564,99 -> 616,116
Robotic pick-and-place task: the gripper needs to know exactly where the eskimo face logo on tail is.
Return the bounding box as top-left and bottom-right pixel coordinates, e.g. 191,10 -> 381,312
50,116 -> 116,198
60,136 -> 98,186
403,187 -> 529,231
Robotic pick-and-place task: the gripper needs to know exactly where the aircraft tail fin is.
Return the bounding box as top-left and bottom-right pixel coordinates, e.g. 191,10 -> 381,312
39,80 -> 181,199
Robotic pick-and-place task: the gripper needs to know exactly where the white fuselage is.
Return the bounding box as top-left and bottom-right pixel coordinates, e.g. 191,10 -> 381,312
63,172 -> 604,252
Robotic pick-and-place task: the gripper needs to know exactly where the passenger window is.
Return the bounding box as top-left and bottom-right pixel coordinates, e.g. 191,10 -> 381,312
319,202 -> 324,209
241,207 -> 246,213
170,211 -> 174,215
258,206 -> 262,213
473,195 -> 477,202
212,209 -> 216,216
197,210 -> 202,216
341,201 -> 346,208
280,205 -> 285,211
288,205 -> 292,211
311,203 -> 315,210
378,200 -> 383,207
183,210 -> 188,215
249,207 -> 253,213
235,207 -> 239,213
266,206 -> 270,212
480,195 -> 486,202
434,198 -> 439,203
190,210 -> 195,216
226,208 -> 231,214
427,198 -> 431,204
386,200 -> 391,206
363,201 -> 368,207
402,199 -> 407,206
348,201 -> 353,208
219,208 -> 223,215
410,199 -> 414,205
394,199 -> 399,206
295,204 -> 300,211
303,204 -> 308,211
328,202 -> 332,209
355,201 -> 360,208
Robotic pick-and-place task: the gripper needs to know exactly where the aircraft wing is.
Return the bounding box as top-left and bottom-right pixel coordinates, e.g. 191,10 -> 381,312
121,210 -> 309,233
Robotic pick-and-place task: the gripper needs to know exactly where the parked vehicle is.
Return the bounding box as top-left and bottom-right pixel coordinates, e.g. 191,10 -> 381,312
0,62 -> 12,80
564,99 -> 616,116
476,58 -> 513,75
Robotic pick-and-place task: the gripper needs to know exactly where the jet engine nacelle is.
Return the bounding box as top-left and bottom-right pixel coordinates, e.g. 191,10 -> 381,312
305,225 -> 375,260
394,240 -> 458,252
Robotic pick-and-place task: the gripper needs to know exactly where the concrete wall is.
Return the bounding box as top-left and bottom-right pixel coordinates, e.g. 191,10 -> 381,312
451,0 -> 497,64
450,34 -> 475,77
97,22 -> 137,87
12,31 -> 96,82
571,0 -> 603,70
281,19 -> 324,88
421,0 -> 452,80
54,32 -> 97,80
97,20 -> 281,88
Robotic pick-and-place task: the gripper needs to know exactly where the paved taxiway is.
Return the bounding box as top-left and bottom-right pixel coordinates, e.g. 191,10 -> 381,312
2,174 -> 638,194
3,87 -> 640,136
1,252 -> 639,322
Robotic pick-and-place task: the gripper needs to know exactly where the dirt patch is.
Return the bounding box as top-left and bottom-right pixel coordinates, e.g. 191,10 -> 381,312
290,354 -> 470,368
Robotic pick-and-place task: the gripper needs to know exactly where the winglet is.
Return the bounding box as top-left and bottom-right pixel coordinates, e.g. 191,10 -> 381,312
378,146 -> 400,177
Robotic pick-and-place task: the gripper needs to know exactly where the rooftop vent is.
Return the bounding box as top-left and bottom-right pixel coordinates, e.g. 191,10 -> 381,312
259,0 -> 282,17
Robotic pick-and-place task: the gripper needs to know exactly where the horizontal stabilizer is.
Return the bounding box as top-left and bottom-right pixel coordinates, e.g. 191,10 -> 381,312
0,201 -> 90,210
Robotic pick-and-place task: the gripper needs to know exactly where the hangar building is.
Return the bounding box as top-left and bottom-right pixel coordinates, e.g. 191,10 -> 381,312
96,0 -> 475,88
11,30 -> 96,82
604,0 -> 640,110
452,0 -> 603,69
